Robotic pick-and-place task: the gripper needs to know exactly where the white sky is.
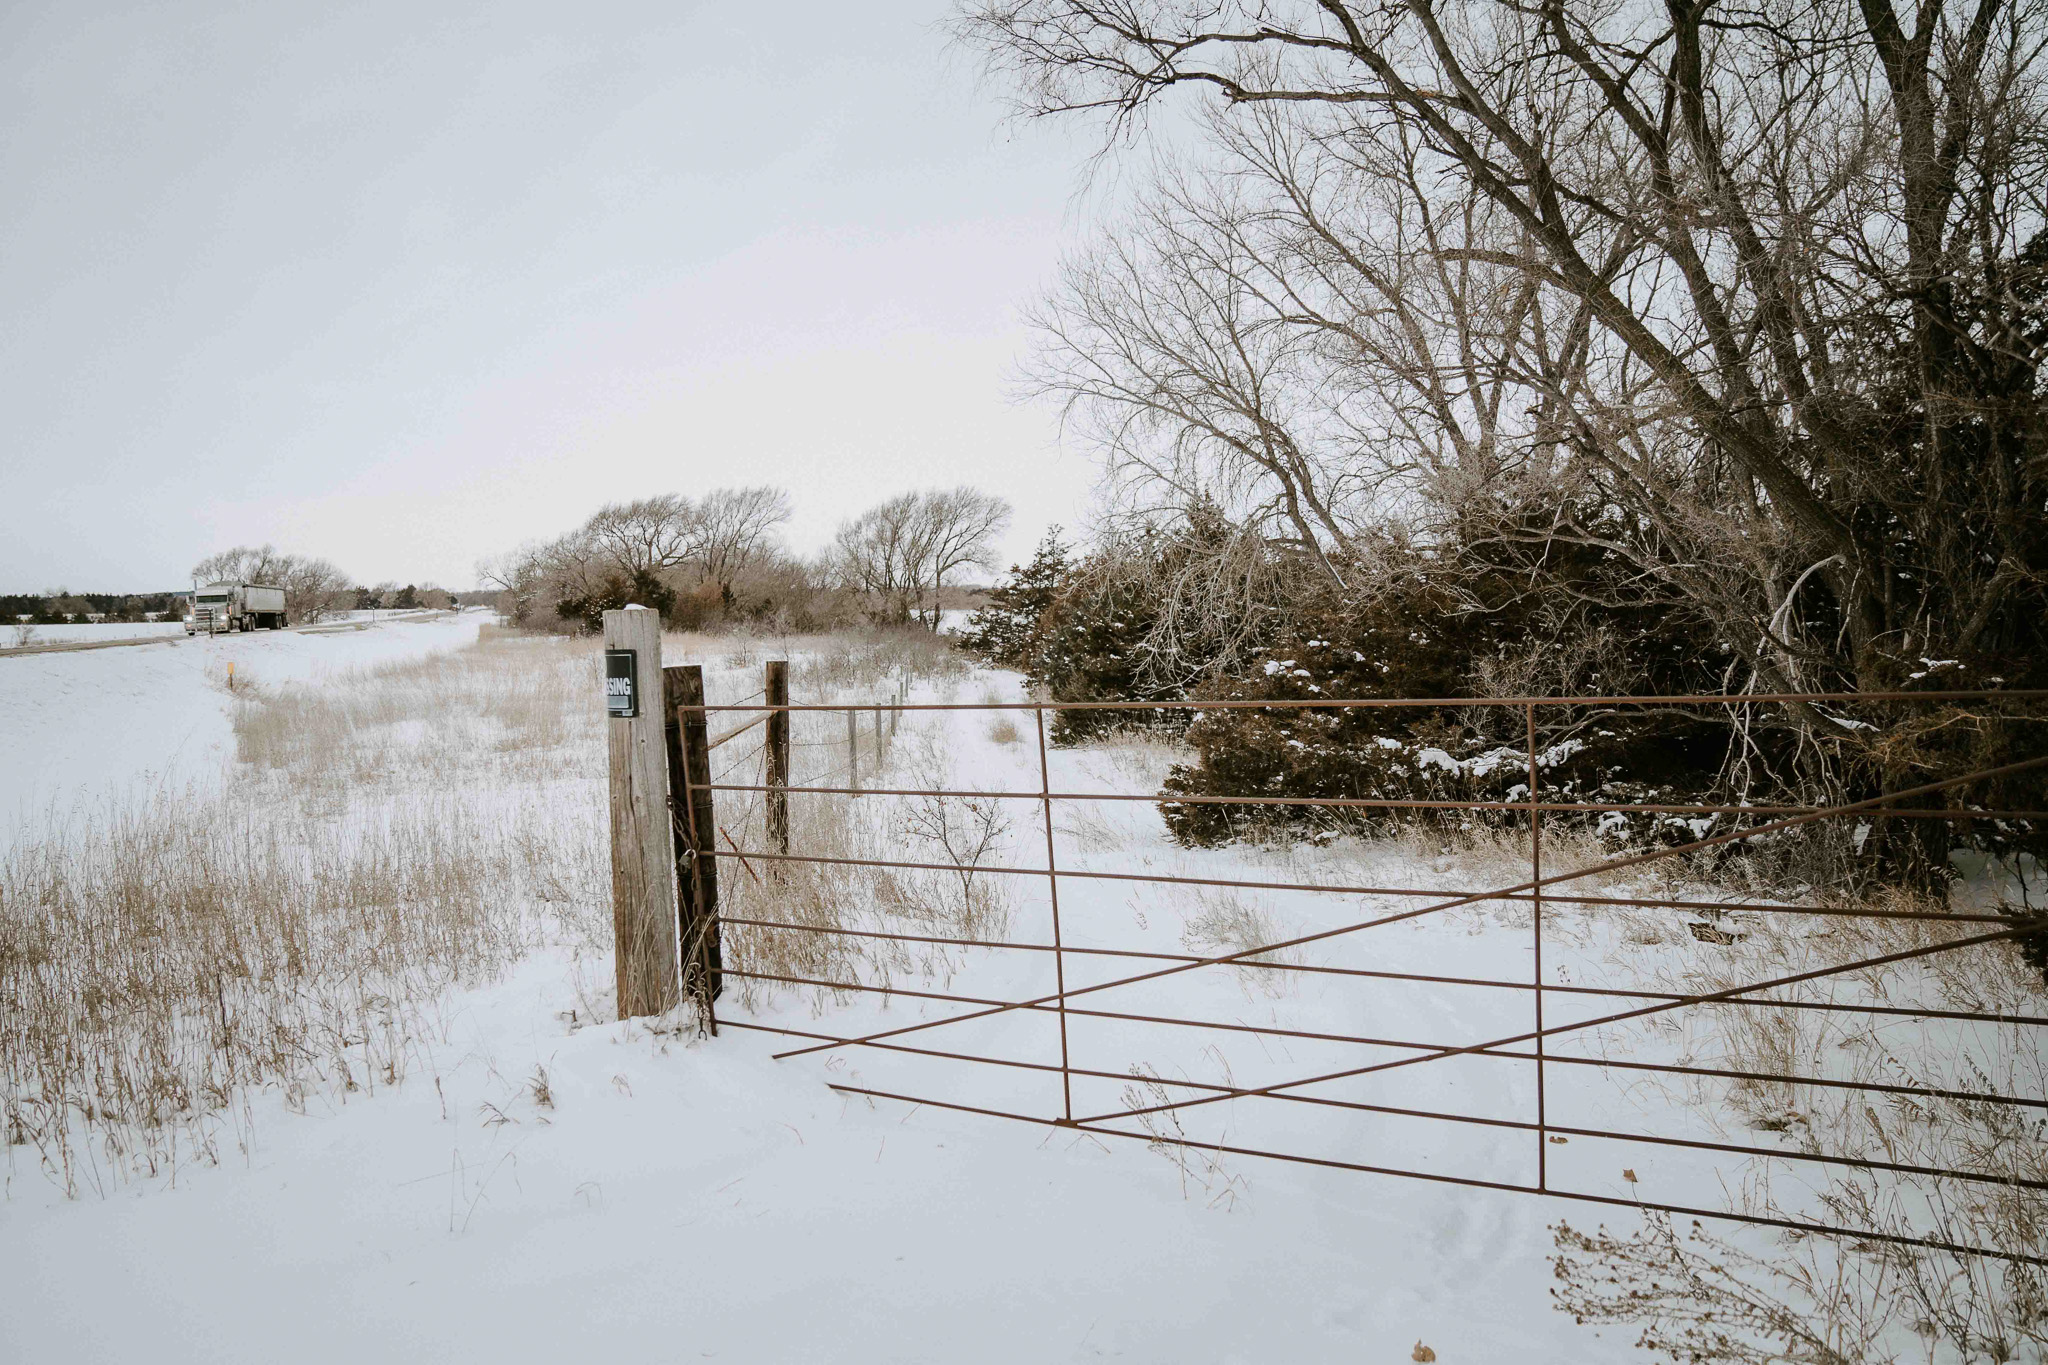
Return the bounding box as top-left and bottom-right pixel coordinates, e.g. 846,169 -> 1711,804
1,0 -> 1106,592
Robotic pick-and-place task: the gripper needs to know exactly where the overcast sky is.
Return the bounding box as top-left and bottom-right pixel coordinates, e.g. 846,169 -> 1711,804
1,0 -> 1106,593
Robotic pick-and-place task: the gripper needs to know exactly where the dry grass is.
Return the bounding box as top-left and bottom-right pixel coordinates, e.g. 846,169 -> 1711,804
2,621 -> 615,1194
3,622 -> 962,1198
229,634 -> 606,800
721,719 -> 1017,1014
1177,888 -> 1300,996
1,782 -> 606,1196
786,626 -> 969,699
1555,872 -> 2048,1356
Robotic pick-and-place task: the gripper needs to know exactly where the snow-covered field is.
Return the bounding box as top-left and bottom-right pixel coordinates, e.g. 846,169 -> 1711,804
0,612 -> 485,847
2,622 -> 2040,1363
2,619 -> 188,644
0,607 -> 463,650
3,944 -> 1581,1363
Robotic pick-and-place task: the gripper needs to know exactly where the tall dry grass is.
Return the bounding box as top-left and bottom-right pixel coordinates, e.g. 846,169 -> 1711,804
3,632 -> 615,1195
229,633 -> 607,799
1,624 -> 988,1197
1544,849 -> 2048,1354
719,712 -> 1018,1014
1,785 -> 605,1196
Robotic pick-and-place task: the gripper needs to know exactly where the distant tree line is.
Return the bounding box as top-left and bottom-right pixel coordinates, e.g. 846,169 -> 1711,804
8,549 -> 474,627
353,583 -> 456,612
1,591 -> 185,623
481,485 -> 1010,634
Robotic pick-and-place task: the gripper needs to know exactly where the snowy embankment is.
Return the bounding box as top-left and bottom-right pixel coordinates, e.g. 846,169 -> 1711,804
3,620 -> 188,645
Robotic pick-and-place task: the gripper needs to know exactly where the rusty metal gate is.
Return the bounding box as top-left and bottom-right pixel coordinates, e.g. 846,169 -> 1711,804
687,685 -> 2048,1264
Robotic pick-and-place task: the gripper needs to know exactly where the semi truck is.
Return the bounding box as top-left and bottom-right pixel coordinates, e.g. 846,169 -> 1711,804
188,582 -> 288,634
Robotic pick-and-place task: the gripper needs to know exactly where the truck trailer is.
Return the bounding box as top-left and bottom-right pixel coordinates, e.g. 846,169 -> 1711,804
188,582 -> 287,634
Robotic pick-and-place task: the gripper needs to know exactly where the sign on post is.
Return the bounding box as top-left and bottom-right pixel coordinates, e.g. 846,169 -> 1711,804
605,648 -> 639,718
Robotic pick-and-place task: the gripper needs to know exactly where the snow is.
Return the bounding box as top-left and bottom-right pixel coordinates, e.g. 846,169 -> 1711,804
0,944 -> 1594,1363
0,613 -> 483,848
5,623 -> 2033,1361
3,620 -> 188,644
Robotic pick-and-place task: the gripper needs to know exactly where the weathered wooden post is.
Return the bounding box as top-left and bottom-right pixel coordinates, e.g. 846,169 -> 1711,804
872,703 -> 884,771
602,606 -> 680,1019
666,663 -> 724,1009
846,705 -> 861,792
764,659 -> 790,854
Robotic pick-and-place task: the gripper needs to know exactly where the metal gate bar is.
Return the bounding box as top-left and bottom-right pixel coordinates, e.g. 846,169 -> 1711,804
697,684 -> 2048,1264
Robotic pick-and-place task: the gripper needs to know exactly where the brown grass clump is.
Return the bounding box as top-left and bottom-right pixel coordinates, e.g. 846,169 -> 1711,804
0,784 -> 607,1195
1177,888 -> 1300,996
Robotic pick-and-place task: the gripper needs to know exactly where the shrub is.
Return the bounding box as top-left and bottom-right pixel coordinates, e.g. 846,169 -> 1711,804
1155,536 -> 1746,848
959,527 -> 1071,669
1026,505 -> 1278,744
556,568 -> 678,633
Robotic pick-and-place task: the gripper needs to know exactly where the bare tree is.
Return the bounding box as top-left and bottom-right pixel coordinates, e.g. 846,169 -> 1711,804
960,0 -> 2048,691
833,488 -> 1013,628
1027,108 -> 1544,592
585,495 -> 697,577
191,545 -> 285,585
833,492 -> 927,624
273,557 -> 353,624
917,487 -> 1012,627
481,485 -> 798,629
694,486 -> 795,601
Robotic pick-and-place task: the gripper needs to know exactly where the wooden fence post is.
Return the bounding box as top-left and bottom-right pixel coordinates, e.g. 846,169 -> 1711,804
765,659 -> 790,854
665,663 -> 724,1009
603,606 -> 680,1019
847,705 -> 861,792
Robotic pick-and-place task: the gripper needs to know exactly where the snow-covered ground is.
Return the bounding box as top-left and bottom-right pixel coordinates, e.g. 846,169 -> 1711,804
0,612 -> 483,848
2,940 -> 1595,1363
2,623 -> 2037,1362
2,619 -> 188,644
1,607 -> 466,649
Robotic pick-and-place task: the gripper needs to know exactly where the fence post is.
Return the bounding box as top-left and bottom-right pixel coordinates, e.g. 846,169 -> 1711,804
765,659 -> 790,855
1526,702 -> 1547,1190
603,606 -> 680,1019
847,705 -> 861,792
873,703 -> 885,771
666,663 -> 724,1014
